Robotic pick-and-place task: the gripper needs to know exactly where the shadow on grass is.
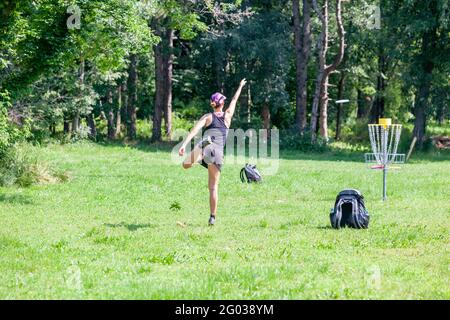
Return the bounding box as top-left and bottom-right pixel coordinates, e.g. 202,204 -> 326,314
104,222 -> 155,232
316,225 -> 335,230
0,193 -> 33,205
316,225 -> 371,232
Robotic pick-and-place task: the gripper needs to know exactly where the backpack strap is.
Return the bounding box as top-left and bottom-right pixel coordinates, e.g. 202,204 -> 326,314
240,167 -> 246,183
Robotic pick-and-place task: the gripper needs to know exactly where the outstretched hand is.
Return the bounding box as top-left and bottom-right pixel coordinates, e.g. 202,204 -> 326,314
240,78 -> 247,88
178,146 -> 185,156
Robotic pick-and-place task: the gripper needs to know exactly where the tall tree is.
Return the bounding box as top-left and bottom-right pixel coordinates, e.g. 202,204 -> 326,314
115,84 -> 122,137
163,28 -> 174,138
412,27 -> 437,148
369,53 -> 387,123
106,90 -> 116,140
150,1 -> 206,142
152,26 -> 164,142
293,0 -> 312,134
311,0 -> 345,143
73,57 -> 85,133
127,54 -> 138,140
389,0 -> 448,148
152,23 -> 174,142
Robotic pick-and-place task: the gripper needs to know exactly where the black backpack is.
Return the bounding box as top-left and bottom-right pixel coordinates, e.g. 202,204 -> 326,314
240,164 -> 262,183
330,189 -> 370,229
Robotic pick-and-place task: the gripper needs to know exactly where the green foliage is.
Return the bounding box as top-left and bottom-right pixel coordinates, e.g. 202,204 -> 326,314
1,0 -> 448,150
280,130 -> 329,153
0,91 -> 40,187
0,144 -> 67,187
69,124 -> 92,142
173,0 -> 292,131
0,93 -> 12,155
136,119 -> 151,140
169,8 -> 207,40
339,120 -> 372,146
1,0 -> 158,140
169,201 -> 182,212
175,97 -> 210,120
172,112 -> 195,132
0,90 -> 31,156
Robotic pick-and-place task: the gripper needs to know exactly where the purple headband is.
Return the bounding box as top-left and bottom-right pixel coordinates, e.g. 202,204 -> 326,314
211,92 -> 226,104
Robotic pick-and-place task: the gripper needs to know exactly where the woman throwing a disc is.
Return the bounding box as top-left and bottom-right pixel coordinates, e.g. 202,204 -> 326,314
179,79 -> 247,225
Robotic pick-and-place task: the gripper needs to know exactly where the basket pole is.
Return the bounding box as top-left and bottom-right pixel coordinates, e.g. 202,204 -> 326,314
382,126 -> 388,201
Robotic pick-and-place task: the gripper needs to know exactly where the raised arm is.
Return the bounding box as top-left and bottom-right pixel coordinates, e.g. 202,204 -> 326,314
179,114 -> 209,156
225,79 -> 247,123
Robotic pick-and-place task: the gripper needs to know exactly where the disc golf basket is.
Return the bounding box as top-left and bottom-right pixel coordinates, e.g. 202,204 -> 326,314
365,118 -> 405,201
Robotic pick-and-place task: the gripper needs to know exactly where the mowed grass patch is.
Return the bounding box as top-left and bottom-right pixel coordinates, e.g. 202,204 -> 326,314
0,142 -> 448,299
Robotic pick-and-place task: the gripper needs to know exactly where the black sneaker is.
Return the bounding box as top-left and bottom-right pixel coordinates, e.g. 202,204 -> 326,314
208,215 -> 216,226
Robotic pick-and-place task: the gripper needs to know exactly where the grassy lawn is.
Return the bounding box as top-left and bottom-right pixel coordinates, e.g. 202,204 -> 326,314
0,142 -> 449,299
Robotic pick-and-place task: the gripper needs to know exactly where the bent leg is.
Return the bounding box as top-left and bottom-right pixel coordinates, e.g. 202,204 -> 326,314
208,164 -> 221,216
182,145 -> 203,169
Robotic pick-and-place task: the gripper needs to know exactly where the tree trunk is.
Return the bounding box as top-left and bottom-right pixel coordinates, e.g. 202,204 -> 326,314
356,89 -> 365,119
72,112 -> 80,133
437,103 -> 447,125
152,35 -> 164,142
151,19 -> 175,142
86,113 -> 97,140
73,57 -> 85,132
215,48 -> 225,93
107,90 -> 116,140
115,85 -> 122,137
107,110 -> 115,140
311,0 -> 329,143
370,54 -> 386,123
413,28 -> 437,149
311,0 -> 345,143
63,117 -> 71,134
335,72 -> 346,140
319,75 -> 330,140
127,54 -> 138,140
121,83 -> 128,131
163,28 -> 174,139
239,78 -> 249,122
413,88 -> 427,148
262,102 -> 271,142
293,0 -> 312,134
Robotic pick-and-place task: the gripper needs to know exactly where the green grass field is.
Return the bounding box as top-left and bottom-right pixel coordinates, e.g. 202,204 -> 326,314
0,142 -> 449,299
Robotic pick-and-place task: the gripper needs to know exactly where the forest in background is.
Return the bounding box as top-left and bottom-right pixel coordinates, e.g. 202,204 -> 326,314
1,1 -> 450,300
1,0 -> 449,156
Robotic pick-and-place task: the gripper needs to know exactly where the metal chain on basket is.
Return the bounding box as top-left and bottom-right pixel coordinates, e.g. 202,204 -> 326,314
387,124 -> 395,163
393,125 -> 402,158
369,125 -> 381,164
